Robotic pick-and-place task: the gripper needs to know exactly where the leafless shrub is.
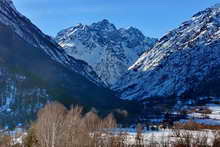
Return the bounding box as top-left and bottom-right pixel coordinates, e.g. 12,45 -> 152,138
173,130 -> 193,147
212,131 -> 220,147
192,131 -> 209,147
23,125 -> 39,147
160,132 -> 170,147
172,123 -> 182,137
172,122 -> 210,147
135,123 -> 144,146
148,134 -> 159,147
0,131 -> 12,147
173,130 -> 209,147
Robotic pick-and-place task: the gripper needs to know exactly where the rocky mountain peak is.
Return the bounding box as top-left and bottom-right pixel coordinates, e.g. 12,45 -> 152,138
127,26 -> 144,34
90,19 -> 117,32
56,20 -> 157,87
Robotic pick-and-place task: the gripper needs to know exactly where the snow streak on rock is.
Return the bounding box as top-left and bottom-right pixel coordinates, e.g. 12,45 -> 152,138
115,5 -> 220,100
56,19 -> 157,87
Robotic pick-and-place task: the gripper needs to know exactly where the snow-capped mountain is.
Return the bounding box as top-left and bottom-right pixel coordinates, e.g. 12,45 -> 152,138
55,19 -> 157,87
115,4 -> 220,100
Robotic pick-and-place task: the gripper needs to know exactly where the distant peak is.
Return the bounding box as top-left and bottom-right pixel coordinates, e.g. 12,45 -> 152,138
100,19 -> 110,24
91,19 -> 117,31
127,26 -> 137,30
74,23 -> 88,29
1,0 -> 13,4
1,0 -> 12,2
1,0 -> 16,10
127,26 -> 141,32
94,19 -> 113,26
76,23 -> 83,27
211,3 -> 220,9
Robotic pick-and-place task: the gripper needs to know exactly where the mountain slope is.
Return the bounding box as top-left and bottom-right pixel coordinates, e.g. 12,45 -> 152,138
115,4 -> 220,100
0,0 -> 104,86
55,20 -> 157,87
0,0 -> 131,127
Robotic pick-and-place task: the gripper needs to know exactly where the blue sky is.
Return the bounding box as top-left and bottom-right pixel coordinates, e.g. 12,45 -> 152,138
13,0 -> 220,38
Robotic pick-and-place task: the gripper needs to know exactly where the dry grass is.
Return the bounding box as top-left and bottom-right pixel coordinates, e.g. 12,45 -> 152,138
174,120 -> 220,131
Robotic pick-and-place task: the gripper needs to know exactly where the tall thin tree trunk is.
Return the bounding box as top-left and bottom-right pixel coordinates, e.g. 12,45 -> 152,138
52,123 -> 55,147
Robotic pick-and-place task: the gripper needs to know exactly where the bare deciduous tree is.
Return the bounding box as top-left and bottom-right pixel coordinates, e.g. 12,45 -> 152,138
135,123 -> 144,146
35,102 -> 66,147
32,102 -> 124,147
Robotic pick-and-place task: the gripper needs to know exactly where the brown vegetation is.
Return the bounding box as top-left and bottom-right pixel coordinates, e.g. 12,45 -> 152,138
25,102 -> 125,147
174,120 -> 220,130
3,103 -> 220,147
172,121 -> 220,147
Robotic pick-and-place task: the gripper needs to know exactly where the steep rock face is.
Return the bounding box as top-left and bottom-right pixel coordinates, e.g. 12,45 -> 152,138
115,5 -> 220,100
55,20 -> 157,87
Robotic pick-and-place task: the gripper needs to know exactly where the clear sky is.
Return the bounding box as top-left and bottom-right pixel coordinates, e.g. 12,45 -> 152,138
13,0 -> 220,38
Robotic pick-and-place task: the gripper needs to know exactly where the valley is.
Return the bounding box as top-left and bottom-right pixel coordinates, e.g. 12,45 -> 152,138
0,0 -> 220,146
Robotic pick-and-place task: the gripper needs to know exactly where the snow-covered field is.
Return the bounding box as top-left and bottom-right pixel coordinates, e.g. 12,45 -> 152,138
5,127 -> 220,146
123,129 -> 216,146
182,98 -> 220,126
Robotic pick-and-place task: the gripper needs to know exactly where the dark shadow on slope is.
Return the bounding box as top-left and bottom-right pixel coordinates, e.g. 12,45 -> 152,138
0,23 -> 142,125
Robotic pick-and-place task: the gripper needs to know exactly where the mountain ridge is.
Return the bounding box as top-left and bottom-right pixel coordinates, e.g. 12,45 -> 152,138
55,19 -> 157,87
114,4 -> 220,100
